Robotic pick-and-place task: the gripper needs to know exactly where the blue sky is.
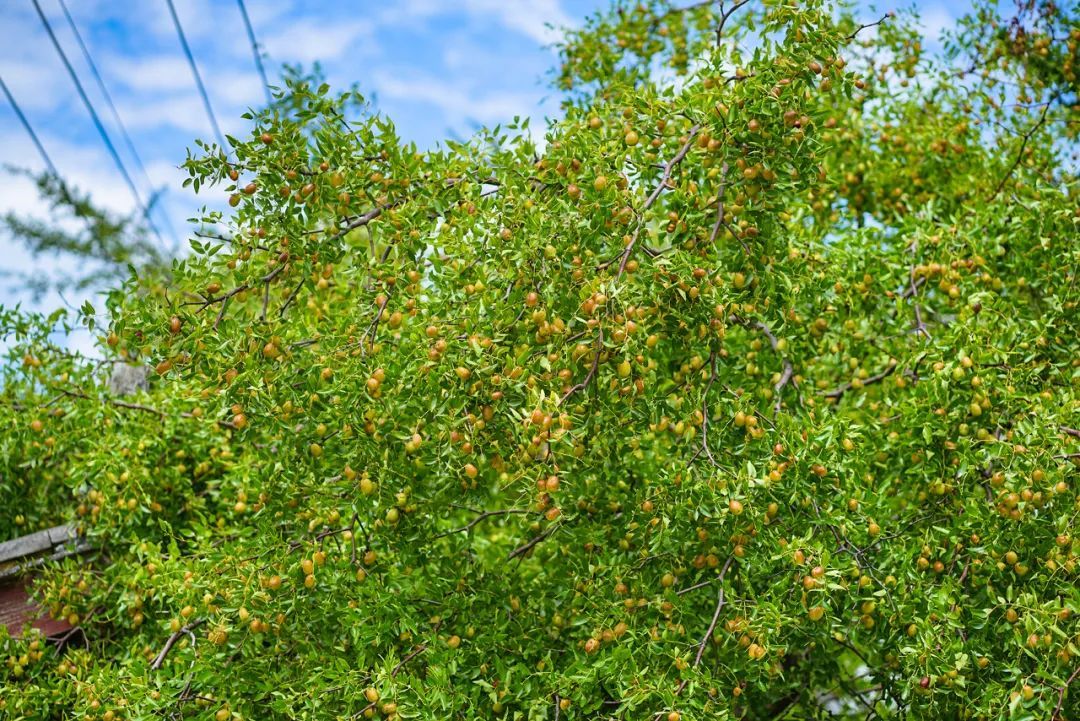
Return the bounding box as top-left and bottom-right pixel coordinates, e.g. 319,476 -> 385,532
0,0 -> 961,338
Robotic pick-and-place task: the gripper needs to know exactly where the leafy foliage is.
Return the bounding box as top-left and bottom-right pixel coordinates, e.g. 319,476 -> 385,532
2,1 -> 1079,719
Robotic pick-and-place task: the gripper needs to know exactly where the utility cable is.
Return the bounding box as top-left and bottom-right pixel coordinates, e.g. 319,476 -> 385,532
163,0 -> 229,153
1,74 -> 59,177
30,0 -> 166,245
55,0 -> 178,245
236,0 -> 272,106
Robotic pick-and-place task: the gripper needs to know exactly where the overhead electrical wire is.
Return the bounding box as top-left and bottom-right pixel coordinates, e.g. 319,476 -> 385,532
55,0 -> 154,193
54,0 -> 178,246
1,74 -> 60,178
236,0 -> 272,106
163,0 -> 229,153
30,0 -> 167,246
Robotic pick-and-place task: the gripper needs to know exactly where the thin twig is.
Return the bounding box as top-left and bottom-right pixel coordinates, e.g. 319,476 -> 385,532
1053,664 -> 1080,720
508,520 -> 567,560
279,277 -> 306,319
329,201 -> 399,242
675,556 -> 735,694
691,350 -> 721,467
988,94 -> 1058,200
715,0 -> 751,47
560,328 -> 603,405
847,12 -> 890,40
392,644 -> 427,676
615,126 -> 701,281
432,509 -> 533,539
823,358 -> 899,401
150,618 -> 205,670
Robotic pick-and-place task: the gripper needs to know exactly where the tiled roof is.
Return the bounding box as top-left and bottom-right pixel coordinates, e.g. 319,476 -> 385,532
0,525 -> 87,580
0,581 -> 71,638
0,525 -> 91,638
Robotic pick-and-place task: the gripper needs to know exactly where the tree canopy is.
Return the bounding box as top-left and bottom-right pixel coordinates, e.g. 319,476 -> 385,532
2,0 -> 1079,719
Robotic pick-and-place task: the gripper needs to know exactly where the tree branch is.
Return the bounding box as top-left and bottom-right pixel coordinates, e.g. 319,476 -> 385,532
560,327 -> 603,405
823,358 -> 899,401
329,201 -> 399,242
150,618 -> 205,670
614,126 -> 700,281
675,556 -> 734,695
715,0 -> 751,47
1053,664 -> 1080,720
508,519 -> 568,560
278,277 -> 306,319
847,12 -> 890,40
689,350 -> 721,467
707,163 -> 729,246
433,509 -> 533,539
188,263 -> 284,330
392,644 -> 427,676
752,320 -> 796,415
988,94 -> 1058,201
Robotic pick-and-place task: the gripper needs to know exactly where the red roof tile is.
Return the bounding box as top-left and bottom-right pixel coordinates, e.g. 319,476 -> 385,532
0,580 -> 71,638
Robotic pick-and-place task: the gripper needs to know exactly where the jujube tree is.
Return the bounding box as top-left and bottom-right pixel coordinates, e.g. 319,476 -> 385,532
2,0 -> 1079,719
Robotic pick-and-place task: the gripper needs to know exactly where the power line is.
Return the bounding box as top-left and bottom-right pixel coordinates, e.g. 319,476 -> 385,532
0,75 -> 59,177
164,0 -> 229,152
55,0 -> 154,193
30,0 -> 166,246
55,0 -> 178,246
236,0 -> 272,106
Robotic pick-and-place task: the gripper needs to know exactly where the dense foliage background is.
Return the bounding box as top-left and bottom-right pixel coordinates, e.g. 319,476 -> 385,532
2,0 -> 1079,719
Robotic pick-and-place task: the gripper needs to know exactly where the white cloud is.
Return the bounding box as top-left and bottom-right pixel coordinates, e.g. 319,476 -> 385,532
380,0 -> 575,46
0,6 -> 84,113
372,71 -> 539,126
917,6 -> 956,47
466,0 -> 574,45
0,60 -> 69,113
1,131 -> 141,216
137,0 -> 240,46
111,94 -> 218,136
105,55 -> 204,93
262,19 -> 377,64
